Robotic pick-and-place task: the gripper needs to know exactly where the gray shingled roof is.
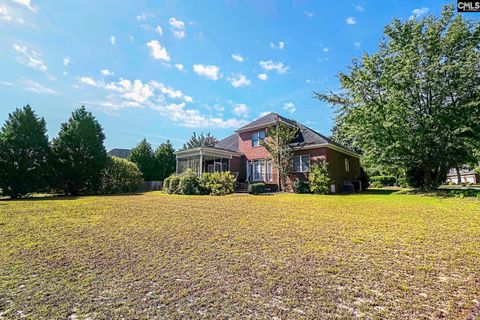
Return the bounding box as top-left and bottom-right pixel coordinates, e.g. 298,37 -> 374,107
236,112 -> 295,132
107,148 -> 131,159
214,132 -> 239,152
214,112 -> 356,155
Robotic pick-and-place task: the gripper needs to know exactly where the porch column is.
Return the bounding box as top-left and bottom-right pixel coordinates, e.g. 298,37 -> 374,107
176,158 -> 179,174
199,150 -> 203,175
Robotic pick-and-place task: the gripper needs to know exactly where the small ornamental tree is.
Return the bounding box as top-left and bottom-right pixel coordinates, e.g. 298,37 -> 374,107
52,107 -> 107,195
183,132 -> 218,150
155,140 -> 176,181
0,105 -> 51,198
100,157 -> 143,194
308,161 -> 332,194
261,118 -> 299,191
129,139 -> 159,180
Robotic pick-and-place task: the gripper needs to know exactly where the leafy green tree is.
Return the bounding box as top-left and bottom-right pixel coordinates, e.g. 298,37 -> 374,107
183,132 -> 218,149
100,157 -> 143,194
129,139 -> 159,180
51,107 -> 107,195
0,105 -> 51,198
308,161 -> 332,194
155,140 -> 176,181
317,5 -> 480,189
261,118 -> 298,191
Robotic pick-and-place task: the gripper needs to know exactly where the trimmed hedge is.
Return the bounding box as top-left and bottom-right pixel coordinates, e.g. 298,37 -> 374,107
370,175 -> 396,187
248,182 -> 266,195
164,170 -> 235,195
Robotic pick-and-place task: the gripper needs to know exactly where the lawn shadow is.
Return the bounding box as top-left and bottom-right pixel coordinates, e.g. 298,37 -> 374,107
0,192 -> 146,202
362,189 -> 401,195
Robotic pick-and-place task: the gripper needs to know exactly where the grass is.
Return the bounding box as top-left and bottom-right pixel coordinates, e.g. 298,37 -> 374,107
1,191 -> 480,319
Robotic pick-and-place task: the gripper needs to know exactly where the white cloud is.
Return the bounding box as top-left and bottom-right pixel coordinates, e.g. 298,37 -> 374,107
283,102 -> 296,114
136,12 -> 153,21
20,80 -> 57,94
270,41 -> 285,50
355,4 -> 364,12
174,63 -> 184,71
257,73 -> 268,81
128,34 -> 135,42
0,5 -> 11,21
100,69 -> 114,76
354,41 -> 361,50
155,25 -> 163,36
227,73 -> 251,88
193,64 -> 221,80
232,102 -> 248,117
63,57 -> 70,66
410,7 -> 429,19
323,47 -> 329,52
12,43 -> 48,73
231,53 -> 244,62
146,40 -> 170,61
259,60 -> 289,74
305,11 -> 314,18
169,17 -> 186,38
110,36 -> 116,45
79,77 -> 98,86
259,111 -> 272,117
346,17 -> 357,25
12,0 -> 35,11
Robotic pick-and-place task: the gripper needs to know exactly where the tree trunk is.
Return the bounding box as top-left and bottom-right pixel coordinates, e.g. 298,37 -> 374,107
423,166 -> 432,190
456,167 -> 461,184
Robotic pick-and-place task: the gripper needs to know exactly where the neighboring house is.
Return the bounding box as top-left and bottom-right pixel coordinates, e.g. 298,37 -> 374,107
175,112 -> 361,192
107,148 -> 131,159
446,167 -> 479,184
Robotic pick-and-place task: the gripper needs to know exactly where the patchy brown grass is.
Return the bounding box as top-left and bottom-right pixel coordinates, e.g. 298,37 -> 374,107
1,192 -> 480,319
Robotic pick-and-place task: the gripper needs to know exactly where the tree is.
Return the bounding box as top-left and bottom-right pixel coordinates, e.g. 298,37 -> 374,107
0,105 -> 51,198
155,140 -> 176,181
261,118 -> 299,191
51,107 -> 107,195
317,5 -> 480,189
100,157 -> 143,194
183,132 -> 218,149
129,139 -> 159,180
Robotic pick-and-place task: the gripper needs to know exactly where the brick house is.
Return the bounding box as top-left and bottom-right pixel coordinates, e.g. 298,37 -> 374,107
175,113 -> 361,192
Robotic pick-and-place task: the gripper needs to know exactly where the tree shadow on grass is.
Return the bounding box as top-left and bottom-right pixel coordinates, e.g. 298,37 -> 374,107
0,192 -> 146,202
361,189 -> 401,195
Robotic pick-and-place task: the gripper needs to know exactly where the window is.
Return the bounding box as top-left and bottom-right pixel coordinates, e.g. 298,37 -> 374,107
252,159 -> 265,181
345,158 -> 350,172
252,130 -> 266,147
293,155 -> 310,172
267,160 -> 273,182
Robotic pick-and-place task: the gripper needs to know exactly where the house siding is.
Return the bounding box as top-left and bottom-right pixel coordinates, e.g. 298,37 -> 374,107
325,148 -> 361,191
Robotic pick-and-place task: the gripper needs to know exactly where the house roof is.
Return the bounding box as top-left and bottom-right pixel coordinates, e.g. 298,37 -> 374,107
236,112 -> 296,133
216,112 -> 359,157
214,132 -> 239,152
107,148 -> 131,159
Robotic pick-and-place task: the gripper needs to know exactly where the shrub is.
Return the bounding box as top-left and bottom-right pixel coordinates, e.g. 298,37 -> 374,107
168,175 -> 181,194
248,182 -> 266,195
200,171 -> 235,195
177,169 -> 202,195
163,175 -> 172,193
308,161 -> 332,194
100,157 -> 143,194
292,180 -> 310,194
370,181 -> 383,188
370,175 -> 397,187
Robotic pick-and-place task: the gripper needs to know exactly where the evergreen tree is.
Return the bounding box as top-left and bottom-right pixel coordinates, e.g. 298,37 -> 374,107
129,139 -> 159,180
183,132 -> 218,149
155,140 -> 176,180
0,105 -> 51,198
51,107 -> 107,195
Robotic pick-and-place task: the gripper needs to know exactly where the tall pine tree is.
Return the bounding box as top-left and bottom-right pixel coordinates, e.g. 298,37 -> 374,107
51,107 -> 107,195
0,105 -> 51,198
129,139 -> 159,181
155,140 -> 176,180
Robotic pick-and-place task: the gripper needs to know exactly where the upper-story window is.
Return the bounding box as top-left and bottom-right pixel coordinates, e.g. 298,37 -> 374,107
345,158 -> 350,172
293,155 -> 310,172
252,130 -> 266,147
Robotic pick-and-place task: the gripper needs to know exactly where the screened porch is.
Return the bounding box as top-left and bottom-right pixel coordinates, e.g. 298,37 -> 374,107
175,147 -> 242,177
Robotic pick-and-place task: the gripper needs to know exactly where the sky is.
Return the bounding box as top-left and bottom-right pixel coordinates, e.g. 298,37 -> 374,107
0,0 -> 476,150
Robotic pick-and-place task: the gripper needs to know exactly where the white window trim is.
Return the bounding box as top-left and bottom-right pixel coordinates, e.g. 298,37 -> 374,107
252,159 -> 266,181
252,130 -> 266,147
345,158 -> 350,172
292,154 -> 310,173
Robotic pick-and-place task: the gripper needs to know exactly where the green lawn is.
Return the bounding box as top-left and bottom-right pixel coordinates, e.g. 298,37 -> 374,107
1,192 -> 480,319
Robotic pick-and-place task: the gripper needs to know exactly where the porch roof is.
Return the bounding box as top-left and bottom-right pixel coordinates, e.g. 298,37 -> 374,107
175,147 -> 243,159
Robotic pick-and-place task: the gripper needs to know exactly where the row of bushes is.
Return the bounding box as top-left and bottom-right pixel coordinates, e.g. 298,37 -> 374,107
164,170 -> 235,195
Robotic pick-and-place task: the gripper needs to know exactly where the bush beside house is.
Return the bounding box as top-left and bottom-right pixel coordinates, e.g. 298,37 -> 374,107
164,170 -> 235,196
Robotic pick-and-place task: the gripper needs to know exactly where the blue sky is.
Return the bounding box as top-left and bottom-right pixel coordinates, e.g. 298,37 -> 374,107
0,0 -> 473,150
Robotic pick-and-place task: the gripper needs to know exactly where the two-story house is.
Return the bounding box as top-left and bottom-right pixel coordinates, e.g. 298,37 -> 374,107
174,112 -> 361,192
